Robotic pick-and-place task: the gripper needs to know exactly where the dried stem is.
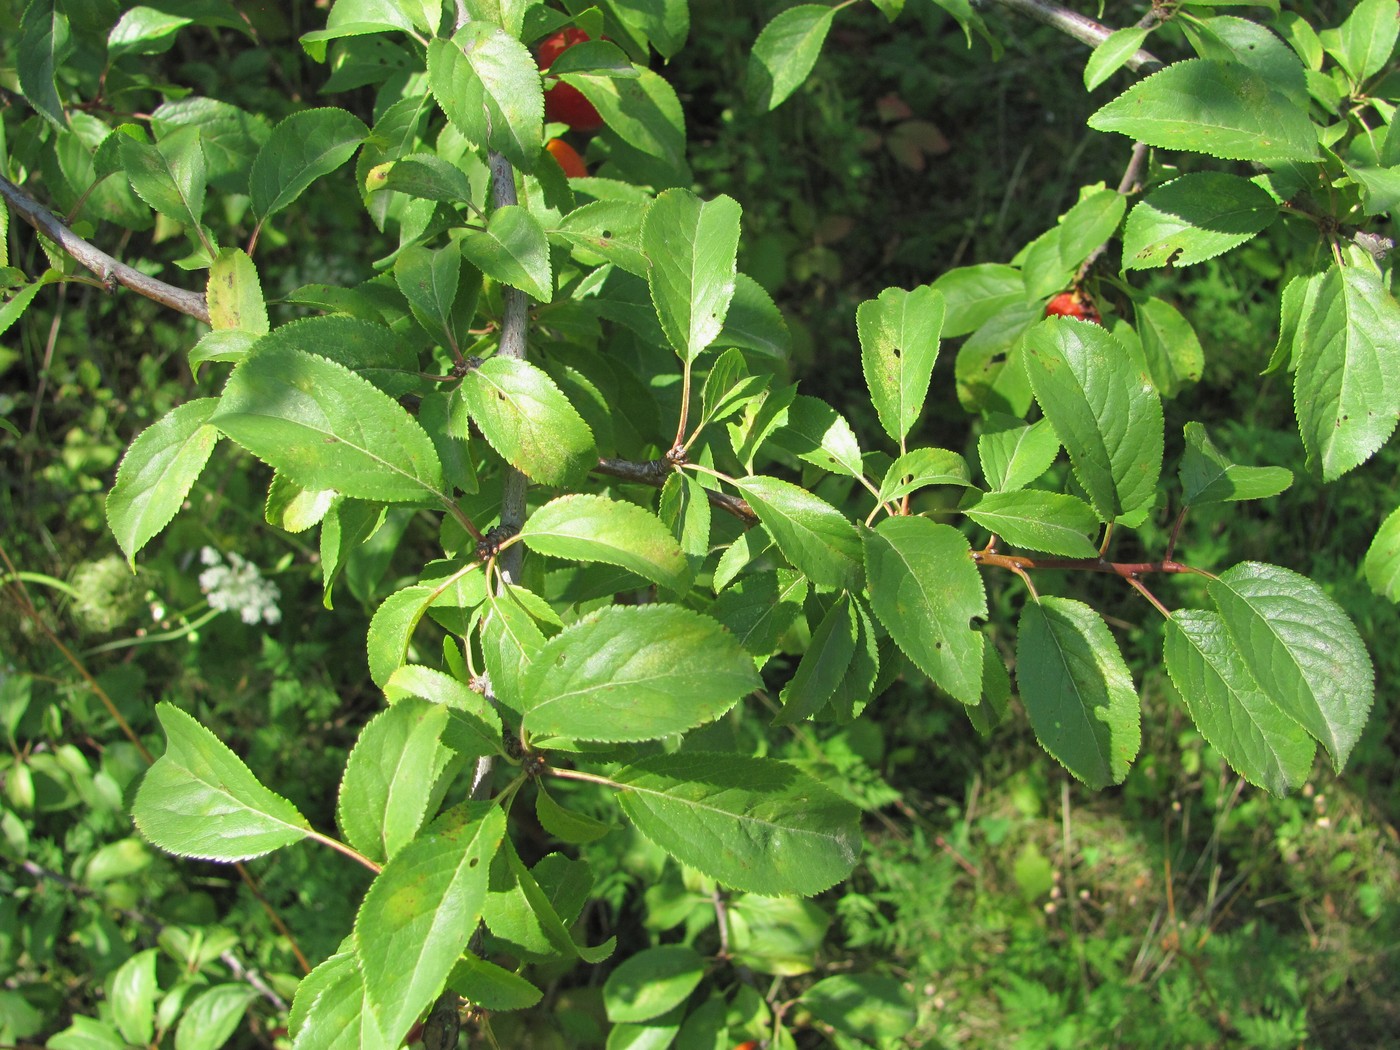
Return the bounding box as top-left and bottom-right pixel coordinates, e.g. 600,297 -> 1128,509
593,456 -> 759,525
988,0 -> 1165,72
0,175 -> 210,324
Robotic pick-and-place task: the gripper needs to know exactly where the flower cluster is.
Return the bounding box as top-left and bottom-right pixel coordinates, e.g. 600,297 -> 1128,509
198,547 -> 282,626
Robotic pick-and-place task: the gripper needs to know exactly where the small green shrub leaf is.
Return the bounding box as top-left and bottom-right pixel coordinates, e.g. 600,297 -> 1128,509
521,493 -> 690,593
336,699 -> 457,864
448,952 -> 544,1011
711,569 -> 808,659
212,346 -> 443,502
862,517 -> 985,705
560,68 -> 686,170
521,605 -> 760,743
978,416 -> 1059,492
109,949 -> 158,1046
535,785 -> 613,845
1179,421 -> 1292,504
356,803 -> 506,1046
1209,562 -> 1373,770
604,945 -> 706,1023
1023,317 -> 1163,525
367,585 -> 435,688
17,0 -> 69,128
106,398 -> 220,566
965,490 -> 1100,557
732,475 -> 863,590
800,973 -> 917,1045
877,447 -> 974,503
1164,609 -> 1315,796
133,704 -> 311,860
775,594 -> 858,726
1134,296 -> 1205,396
250,107 -> 367,220
287,954 -> 387,1050
395,245 -> 464,351
1365,505 -> 1400,603
857,285 -> 945,445
207,248 -> 268,334
747,4 -> 836,111
384,665 -> 504,761
1087,59 -> 1319,162
1121,173 -> 1278,270
1293,266 -> 1400,481
642,189 -> 742,363
774,395 -> 865,479
615,752 -> 861,896
460,356 -> 595,486
460,205 -> 552,302
174,985 -> 257,1050
1016,597 -> 1141,788
118,126 -> 207,232
427,24 -> 541,173
1084,26 -> 1150,91
1326,0 -> 1398,81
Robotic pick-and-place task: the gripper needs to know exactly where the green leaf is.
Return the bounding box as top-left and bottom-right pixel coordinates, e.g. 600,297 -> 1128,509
746,4 -> 836,111
1016,597 -> 1141,788
133,703 -> 310,861
174,985 -> 257,1050
642,189 -> 742,364
252,315 -> 417,397
356,803 -> 506,1046
18,0 -> 69,128
265,475 -> 335,533
535,784 -> 613,845
731,475 -> 863,590
615,752 -> 861,896
211,345 -> 444,502
1179,421 -> 1292,504
604,945 -> 706,1023
107,6 -> 190,61
978,416 -> 1059,493
1326,0 -> 1398,82
800,974 -> 916,1045
965,490 -> 1100,557
250,108 -> 367,221
460,204 -> 552,302
560,67 -> 686,170
384,665 -> 504,760
1164,610 -> 1315,796
877,447 -> 974,503
521,493 -> 689,593
1365,505 -> 1400,603
857,285 -> 945,445
1133,296 -> 1204,396
427,24 -> 543,172
931,263 -> 1023,337
1087,59 -> 1319,162
711,569 -> 808,660
118,126 -> 207,232
716,273 -> 791,359
151,97 -> 270,195
774,395 -> 864,479
862,517 -> 985,705
109,949 -> 158,1046
395,244 -> 464,353
106,399 -> 220,566
460,356 -> 595,486
1209,562 -> 1374,770
207,248 -> 268,334
660,471 -> 711,576
1022,318 -> 1163,525
1293,266 -> 1400,481
373,152 -> 475,204
521,605 -> 760,743
448,951 -> 544,1011
336,699 -> 456,864
1121,172 -> 1277,270
366,585 -> 435,688
775,595 -> 857,725
1084,26 -> 1150,91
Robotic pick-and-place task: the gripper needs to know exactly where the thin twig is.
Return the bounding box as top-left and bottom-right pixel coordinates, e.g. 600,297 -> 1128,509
988,0 -> 1165,72
0,175 -> 210,324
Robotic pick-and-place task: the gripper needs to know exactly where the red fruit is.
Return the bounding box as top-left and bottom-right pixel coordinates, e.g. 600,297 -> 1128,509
733,1043 -> 760,1050
1045,290 -> 1101,325
546,137 -> 588,179
537,29 -> 604,132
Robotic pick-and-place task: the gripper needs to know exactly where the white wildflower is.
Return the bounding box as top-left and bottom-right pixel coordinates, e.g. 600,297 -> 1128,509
198,548 -> 282,625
